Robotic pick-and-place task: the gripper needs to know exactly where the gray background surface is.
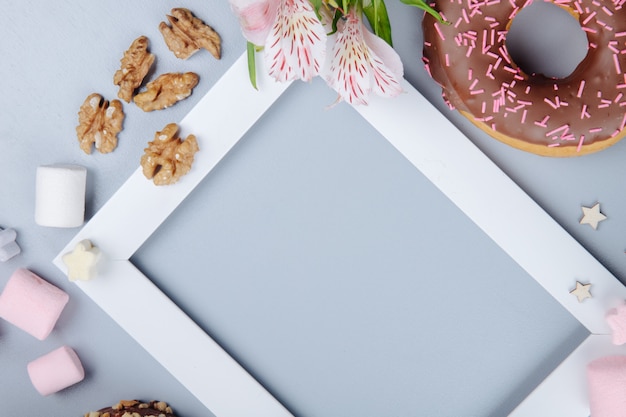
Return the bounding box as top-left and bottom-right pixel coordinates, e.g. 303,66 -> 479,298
0,0 -> 623,416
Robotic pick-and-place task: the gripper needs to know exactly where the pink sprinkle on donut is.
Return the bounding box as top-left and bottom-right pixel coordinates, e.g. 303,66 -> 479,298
434,22 -> 445,40
577,80 -> 586,98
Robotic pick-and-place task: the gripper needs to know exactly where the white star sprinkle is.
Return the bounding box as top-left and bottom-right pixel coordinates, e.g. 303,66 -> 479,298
0,227 -> 21,262
570,281 -> 592,303
62,239 -> 100,281
579,202 -> 606,230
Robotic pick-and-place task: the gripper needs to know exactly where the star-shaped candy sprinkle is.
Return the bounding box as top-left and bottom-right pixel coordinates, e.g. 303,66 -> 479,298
579,202 -> 607,230
606,302 -> 626,345
0,227 -> 21,262
62,239 -> 100,281
570,281 -> 592,303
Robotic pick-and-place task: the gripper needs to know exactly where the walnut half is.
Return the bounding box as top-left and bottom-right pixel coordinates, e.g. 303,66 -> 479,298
113,36 -> 155,103
76,93 -> 124,154
140,123 -> 199,186
133,72 -> 199,112
159,8 -> 221,59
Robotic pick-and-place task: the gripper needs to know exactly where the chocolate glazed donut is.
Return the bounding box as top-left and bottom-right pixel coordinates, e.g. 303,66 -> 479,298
422,0 -> 626,156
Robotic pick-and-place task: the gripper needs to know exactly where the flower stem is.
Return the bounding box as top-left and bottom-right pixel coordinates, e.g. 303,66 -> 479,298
246,41 -> 258,90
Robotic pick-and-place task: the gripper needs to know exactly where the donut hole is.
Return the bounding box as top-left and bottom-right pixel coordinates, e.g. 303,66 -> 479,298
505,1 -> 588,79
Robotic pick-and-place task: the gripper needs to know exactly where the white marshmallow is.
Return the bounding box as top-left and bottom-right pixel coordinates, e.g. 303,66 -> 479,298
35,164 -> 87,228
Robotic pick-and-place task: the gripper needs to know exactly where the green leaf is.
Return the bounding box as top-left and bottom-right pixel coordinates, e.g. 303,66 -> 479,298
310,0 -> 324,20
328,8 -> 343,35
399,0 -> 447,24
247,41 -> 258,90
363,0 -> 393,46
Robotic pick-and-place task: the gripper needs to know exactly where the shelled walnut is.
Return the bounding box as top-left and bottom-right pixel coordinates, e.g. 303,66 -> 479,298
133,72 -> 199,111
140,123 -> 199,185
75,93 -> 124,154
159,8 -> 221,59
113,35 -> 155,102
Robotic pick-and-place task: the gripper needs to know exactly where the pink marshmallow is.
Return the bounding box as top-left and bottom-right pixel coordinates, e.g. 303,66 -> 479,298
27,346 -> 85,395
587,356 -> 626,417
0,268 -> 69,340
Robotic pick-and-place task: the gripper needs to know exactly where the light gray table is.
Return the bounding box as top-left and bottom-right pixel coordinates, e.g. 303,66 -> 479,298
1,1 -> 623,416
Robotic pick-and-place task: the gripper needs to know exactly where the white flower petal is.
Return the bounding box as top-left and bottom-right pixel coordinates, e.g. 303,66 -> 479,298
362,29 -> 404,97
264,0 -> 327,82
229,0 -> 280,46
325,15 -> 370,104
325,10 -> 404,105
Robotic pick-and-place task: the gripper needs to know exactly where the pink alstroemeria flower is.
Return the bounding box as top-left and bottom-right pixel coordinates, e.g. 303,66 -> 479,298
325,9 -> 404,105
230,0 -> 327,82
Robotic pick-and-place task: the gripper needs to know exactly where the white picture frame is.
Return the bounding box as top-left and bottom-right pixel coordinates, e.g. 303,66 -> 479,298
53,52 -> 626,417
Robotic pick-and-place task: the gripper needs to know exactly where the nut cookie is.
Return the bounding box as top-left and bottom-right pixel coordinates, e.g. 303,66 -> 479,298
84,399 -> 177,417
